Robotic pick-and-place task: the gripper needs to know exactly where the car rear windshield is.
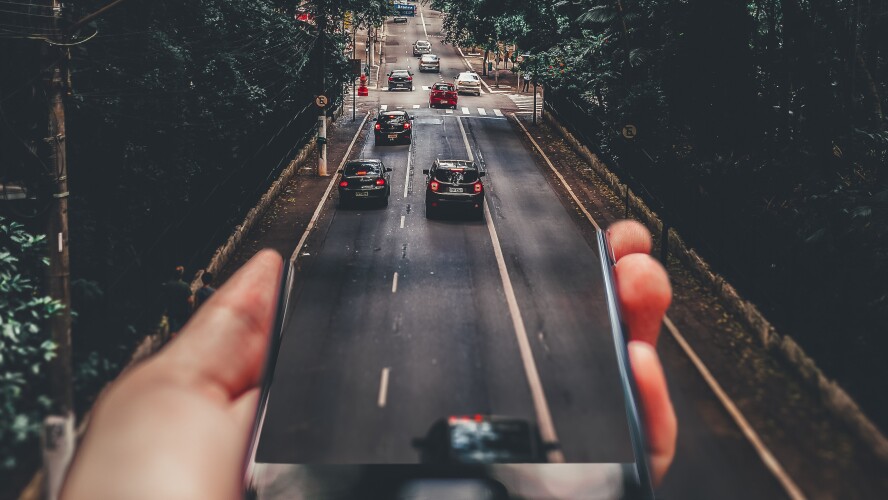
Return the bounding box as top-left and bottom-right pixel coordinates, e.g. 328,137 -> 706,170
344,163 -> 381,176
434,168 -> 478,184
379,114 -> 407,125
433,83 -> 453,91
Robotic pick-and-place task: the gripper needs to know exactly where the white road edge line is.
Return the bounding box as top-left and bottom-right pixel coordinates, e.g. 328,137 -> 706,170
510,113 -> 806,499
457,114 -> 564,463
378,367 -> 391,407
392,272 -> 399,293
289,112 -> 370,266
248,111 -> 369,479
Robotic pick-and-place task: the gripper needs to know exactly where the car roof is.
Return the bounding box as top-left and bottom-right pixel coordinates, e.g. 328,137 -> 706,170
415,40 -> 430,44
435,159 -> 476,169
347,159 -> 382,164
421,54 -> 438,59
391,69 -> 411,73
379,109 -> 408,115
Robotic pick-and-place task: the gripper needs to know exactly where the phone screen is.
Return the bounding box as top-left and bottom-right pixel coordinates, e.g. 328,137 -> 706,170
244,230 -> 654,500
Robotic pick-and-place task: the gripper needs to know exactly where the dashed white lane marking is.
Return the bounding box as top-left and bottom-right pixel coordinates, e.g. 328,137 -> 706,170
445,109 -> 454,114
422,86 -> 432,91
510,113 -> 806,496
400,215 -> 405,228
477,108 -> 487,116
461,107 -> 469,115
380,104 -> 388,111
412,104 -> 420,108
378,367 -> 391,407
392,272 -> 399,293
493,108 -> 504,117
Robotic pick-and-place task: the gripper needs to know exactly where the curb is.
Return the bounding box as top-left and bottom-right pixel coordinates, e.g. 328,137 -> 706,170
540,108 -> 888,466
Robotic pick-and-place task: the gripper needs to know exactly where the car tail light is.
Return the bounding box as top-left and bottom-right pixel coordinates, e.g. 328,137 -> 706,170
430,181 -> 439,192
407,76 -> 413,81
388,76 -> 393,81
376,178 -> 386,186
375,123 -> 381,130
403,123 -> 411,130
339,180 -> 348,188
474,181 -> 483,193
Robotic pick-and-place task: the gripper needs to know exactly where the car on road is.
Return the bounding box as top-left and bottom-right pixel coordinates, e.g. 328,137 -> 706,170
412,40 -> 432,56
429,82 -> 457,108
373,110 -> 413,145
393,16 -> 408,24
387,69 -> 413,91
423,159 -> 485,219
419,54 -> 440,73
413,415 -> 547,464
455,72 -> 482,96
338,159 -> 392,207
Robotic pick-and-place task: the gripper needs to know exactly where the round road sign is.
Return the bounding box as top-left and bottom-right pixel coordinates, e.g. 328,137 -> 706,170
315,95 -> 329,108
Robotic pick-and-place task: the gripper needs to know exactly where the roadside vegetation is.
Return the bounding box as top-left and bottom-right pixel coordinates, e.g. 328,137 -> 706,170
433,0 -> 888,431
0,0 -> 389,483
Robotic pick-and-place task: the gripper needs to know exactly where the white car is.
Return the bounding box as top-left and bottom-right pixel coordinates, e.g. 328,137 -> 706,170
413,40 -> 432,56
455,72 -> 481,96
419,54 -> 440,72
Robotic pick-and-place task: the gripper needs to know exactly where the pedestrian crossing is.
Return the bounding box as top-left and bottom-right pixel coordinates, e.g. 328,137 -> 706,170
506,93 -> 543,114
375,104 -> 509,117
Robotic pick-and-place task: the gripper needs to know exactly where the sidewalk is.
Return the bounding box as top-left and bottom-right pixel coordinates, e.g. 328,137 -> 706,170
458,48 -> 526,92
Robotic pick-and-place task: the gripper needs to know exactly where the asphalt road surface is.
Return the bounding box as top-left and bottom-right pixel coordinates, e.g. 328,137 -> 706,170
254,7 -> 790,499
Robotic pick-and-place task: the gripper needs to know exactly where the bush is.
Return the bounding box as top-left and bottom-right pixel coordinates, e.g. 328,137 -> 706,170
0,217 -> 62,470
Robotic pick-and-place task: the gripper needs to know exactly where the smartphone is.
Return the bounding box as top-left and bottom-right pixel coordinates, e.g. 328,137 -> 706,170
243,229 -> 655,499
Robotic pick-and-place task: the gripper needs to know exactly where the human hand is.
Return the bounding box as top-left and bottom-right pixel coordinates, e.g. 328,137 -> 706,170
61,249 -> 283,500
607,220 -> 677,485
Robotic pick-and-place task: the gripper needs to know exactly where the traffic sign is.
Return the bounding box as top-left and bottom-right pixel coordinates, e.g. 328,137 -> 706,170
622,124 -> 637,139
315,95 -> 329,108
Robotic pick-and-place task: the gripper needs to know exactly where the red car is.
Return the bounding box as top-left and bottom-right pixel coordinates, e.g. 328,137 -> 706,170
429,82 -> 458,109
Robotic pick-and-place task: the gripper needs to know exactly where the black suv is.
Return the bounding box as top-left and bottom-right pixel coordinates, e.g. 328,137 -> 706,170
387,69 -> 413,91
338,159 -> 392,207
423,159 -> 485,219
374,110 -> 413,145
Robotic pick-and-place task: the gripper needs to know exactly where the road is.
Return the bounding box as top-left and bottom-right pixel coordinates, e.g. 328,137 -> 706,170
253,7 -> 790,499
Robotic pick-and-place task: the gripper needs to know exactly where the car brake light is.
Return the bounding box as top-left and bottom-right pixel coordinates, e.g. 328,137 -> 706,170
430,181 -> 439,192
388,76 -> 393,81
376,178 -> 386,186
407,76 -> 413,81
404,123 -> 410,130
356,171 -> 367,176
451,168 -> 464,172
474,414 -> 484,422
339,180 -> 348,188
474,181 -> 483,193
375,123 -> 381,130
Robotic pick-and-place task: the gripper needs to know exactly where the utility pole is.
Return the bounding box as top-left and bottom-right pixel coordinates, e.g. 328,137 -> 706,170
316,4 -> 328,176
42,1 -> 75,496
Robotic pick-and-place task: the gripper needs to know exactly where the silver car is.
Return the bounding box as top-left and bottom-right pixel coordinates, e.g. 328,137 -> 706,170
413,40 -> 432,56
455,72 -> 481,96
419,54 -> 440,72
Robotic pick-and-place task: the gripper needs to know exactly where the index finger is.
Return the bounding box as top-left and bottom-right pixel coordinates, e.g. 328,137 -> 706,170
607,220 -> 652,261
162,249 -> 283,399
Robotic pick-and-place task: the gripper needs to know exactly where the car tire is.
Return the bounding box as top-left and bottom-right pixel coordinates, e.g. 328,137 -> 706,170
475,206 -> 484,220
381,196 -> 389,208
425,204 -> 435,219
340,197 -> 350,209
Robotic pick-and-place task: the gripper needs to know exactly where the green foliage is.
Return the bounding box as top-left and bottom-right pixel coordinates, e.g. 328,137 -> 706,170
0,217 -> 61,470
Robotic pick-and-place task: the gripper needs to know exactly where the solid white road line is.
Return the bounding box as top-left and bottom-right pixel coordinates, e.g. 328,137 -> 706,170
420,4 -> 429,39
380,104 -> 388,111
400,215 -> 405,228
483,203 -> 564,463
461,106 -> 469,115
445,109 -> 454,114
456,113 -> 563,463
493,109 -> 504,117
510,112 -> 806,498
392,272 -> 399,293
289,112 -> 370,267
412,104 -> 420,109
477,107 -> 487,116
378,367 -> 391,407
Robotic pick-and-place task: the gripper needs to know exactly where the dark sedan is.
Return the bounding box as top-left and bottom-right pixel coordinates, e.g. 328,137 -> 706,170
413,415 -> 547,464
387,69 -> 414,91
337,159 -> 392,207
373,110 -> 413,145
423,159 -> 485,219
